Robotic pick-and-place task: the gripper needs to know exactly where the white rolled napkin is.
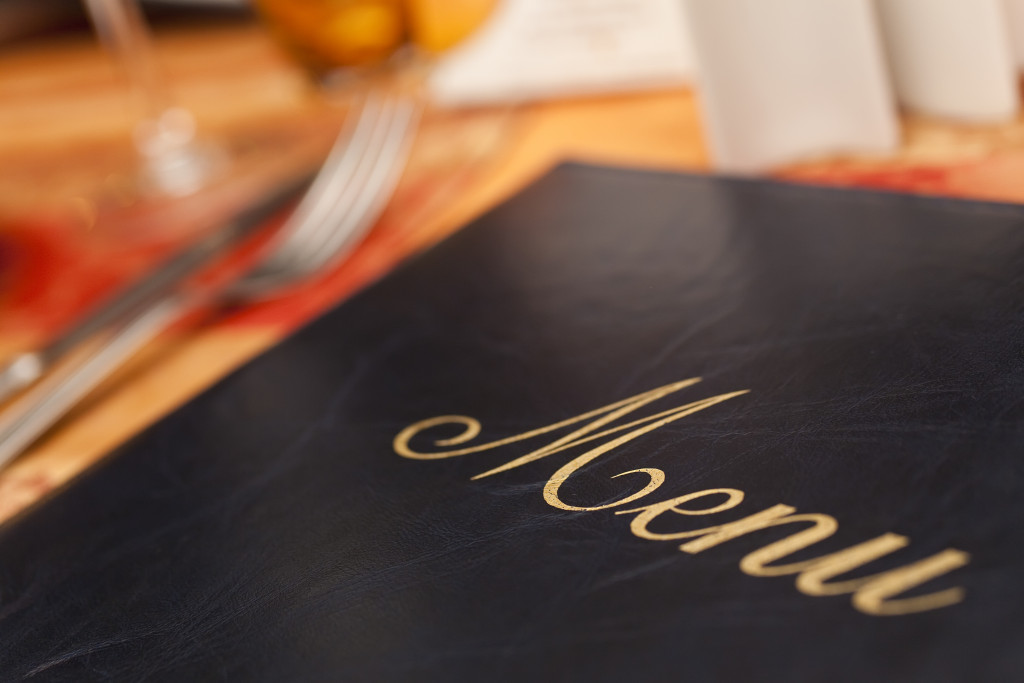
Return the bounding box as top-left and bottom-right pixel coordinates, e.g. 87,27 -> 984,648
1005,0 -> 1024,69
681,0 -> 899,173
876,0 -> 1019,123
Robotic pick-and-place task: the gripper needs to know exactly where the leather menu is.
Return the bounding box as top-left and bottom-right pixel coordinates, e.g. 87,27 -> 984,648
2,164 -> 1024,681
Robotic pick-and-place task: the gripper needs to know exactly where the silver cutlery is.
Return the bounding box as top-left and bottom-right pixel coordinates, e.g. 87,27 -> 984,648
0,93 -> 420,469
0,175 -> 314,405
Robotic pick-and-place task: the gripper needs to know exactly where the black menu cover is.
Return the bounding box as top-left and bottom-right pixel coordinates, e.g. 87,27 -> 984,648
2,163 -> 1024,681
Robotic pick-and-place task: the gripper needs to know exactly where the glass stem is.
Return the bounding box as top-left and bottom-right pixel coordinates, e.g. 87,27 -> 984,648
84,0 -> 218,196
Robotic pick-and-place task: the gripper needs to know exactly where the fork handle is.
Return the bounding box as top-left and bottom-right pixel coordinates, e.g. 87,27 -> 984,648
0,172 -> 314,407
0,294 -> 189,470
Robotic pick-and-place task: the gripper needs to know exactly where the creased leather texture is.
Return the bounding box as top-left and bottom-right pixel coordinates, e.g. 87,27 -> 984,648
2,164 -> 1024,681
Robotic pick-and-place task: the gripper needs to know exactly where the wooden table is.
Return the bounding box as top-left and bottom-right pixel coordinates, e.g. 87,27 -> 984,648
3,18 -> 1024,525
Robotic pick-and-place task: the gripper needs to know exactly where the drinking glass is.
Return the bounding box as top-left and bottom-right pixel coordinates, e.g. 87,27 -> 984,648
83,0 -> 222,196
250,0 -> 513,258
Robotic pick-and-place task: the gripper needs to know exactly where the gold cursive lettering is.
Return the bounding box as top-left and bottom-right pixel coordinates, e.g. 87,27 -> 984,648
628,502 -> 965,615
850,550 -> 969,616
675,506 -> 837,556
394,380 -> 971,617
395,378 -> 748,511
616,489 -> 746,540
394,378 -> 705,461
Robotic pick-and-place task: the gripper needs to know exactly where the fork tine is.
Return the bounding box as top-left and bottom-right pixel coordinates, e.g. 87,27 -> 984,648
233,94 -> 409,292
319,101 -> 419,261
280,95 -> 385,243
237,94 -> 420,296
290,96 -> 419,269
0,93 -> 421,468
281,96 -> 403,261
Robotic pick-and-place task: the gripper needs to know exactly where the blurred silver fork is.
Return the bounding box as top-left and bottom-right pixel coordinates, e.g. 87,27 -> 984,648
0,93 -> 420,469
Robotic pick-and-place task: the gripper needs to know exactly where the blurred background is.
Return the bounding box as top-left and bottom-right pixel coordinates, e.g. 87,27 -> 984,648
4,0 -> 1024,519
